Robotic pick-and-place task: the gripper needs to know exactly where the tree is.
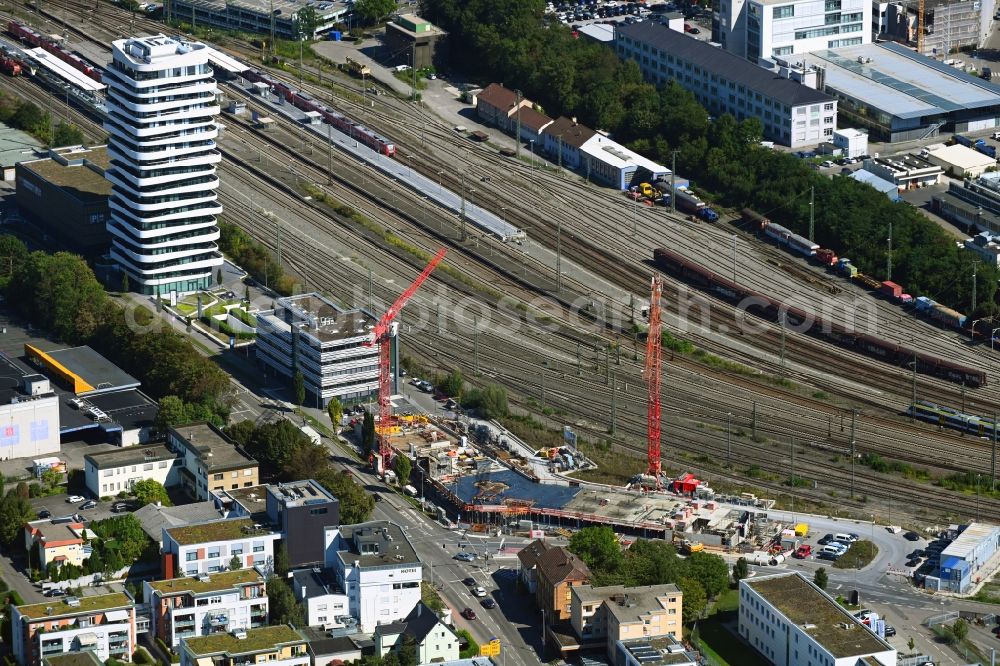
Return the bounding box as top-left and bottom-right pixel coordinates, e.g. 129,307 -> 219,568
568,526 -> 624,575
51,122 -> 84,148
15,482 -> 28,499
85,549 -> 105,576
228,420 -> 312,472
8,251 -> 107,343
0,491 -> 33,545
297,6 -> 322,38
688,552 -> 730,598
394,454 -> 412,485
267,578 -> 304,626
397,634 -> 417,666
316,468 -> 375,524
216,268 -> 223,286
282,443 -> 331,482
813,567 -> 828,591
230,554 -> 242,571
907,637 -> 915,651
121,272 -> 130,293
463,384 -> 508,419
327,398 -> 343,429
952,618 -> 969,642
732,557 -> 749,585
40,468 -> 61,490
439,368 -> 463,397
131,479 -> 171,507
274,543 -> 290,579
104,548 -> 124,575
0,235 -> 28,289
154,395 -> 189,432
675,577 -> 707,624
353,0 -> 396,25
293,370 -> 305,406
361,411 -> 376,457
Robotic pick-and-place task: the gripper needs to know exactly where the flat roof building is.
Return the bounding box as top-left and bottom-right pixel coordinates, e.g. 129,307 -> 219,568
162,517 -> 281,577
615,23 -> 836,147
925,144 -> 997,179
0,123 -> 44,181
579,135 -> 671,191
807,42 -> 1000,142
12,593 -> 136,666
84,444 -> 179,498
179,624 -> 309,666
876,0 -> 995,57
615,637 -> 698,666
384,14 -> 447,71
730,0 -> 871,62
862,154 -> 943,190
0,355 -> 60,461
168,0 -> 347,39
256,293 -> 384,407
15,146 -> 112,257
290,568 -> 349,629
934,522 -> 1000,593
740,572 -> 896,665
167,423 -> 259,500
571,584 -> 683,663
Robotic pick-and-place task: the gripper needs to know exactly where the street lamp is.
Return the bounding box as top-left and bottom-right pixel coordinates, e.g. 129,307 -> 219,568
437,170 -> 444,192
529,139 -> 535,169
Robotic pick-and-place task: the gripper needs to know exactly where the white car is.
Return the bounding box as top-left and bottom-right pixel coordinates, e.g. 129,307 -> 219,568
66,495 -> 84,503
472,586 -> 487,598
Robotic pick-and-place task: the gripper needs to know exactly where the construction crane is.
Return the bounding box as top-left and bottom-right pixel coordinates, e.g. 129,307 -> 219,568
368,248 -> 447,475
643,276 -> 664,490
917,0 -> 925,54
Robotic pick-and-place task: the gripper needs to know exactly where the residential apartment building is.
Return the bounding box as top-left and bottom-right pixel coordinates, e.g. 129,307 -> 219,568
143,568 -> 268,648
256,293 -> 384,407
12,593 -> 136,666
179,625 -> 309,666
291,568 -> 350,628
167,423 -> 259,500
104,35 -> 224,296
323,521 -> 423,632
43,652 -> 105,666
373,602 -> 460,664
535,546 -> 591,622
571,584 -> 683,664
220,480 -> 340,568
162,517 -> 281,577
742,0 -> 870,62
517,539 -> 552,594
739,572 -> 896,666
84,444 -> 180,498
615,22 -> 837,147
23,520 -> 94,574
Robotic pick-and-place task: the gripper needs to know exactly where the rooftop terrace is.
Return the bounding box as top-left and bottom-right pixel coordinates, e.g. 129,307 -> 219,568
147,568 -> 264,595
183,624 -> 305,655
165,517 -> 274,546
17,592 -> 132,620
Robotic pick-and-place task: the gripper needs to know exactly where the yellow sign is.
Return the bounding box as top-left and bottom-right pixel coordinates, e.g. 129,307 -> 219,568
479,639 -> 501,657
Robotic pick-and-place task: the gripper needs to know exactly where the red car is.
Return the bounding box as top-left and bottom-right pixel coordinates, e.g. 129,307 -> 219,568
462,608 -> 477,620
794,545 -> 812,559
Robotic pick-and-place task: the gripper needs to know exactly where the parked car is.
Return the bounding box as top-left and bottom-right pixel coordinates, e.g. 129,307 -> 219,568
905,558 -> 920,568
793,545 -> 812,559
461,608 -> 477,620
481,598 -> 497,609
80,500 -> 97,510
37,509 -> 51,519
66,495 -> 84,503
816,551 -> 839,561
419,381 -> 434,393
689,26 -> 700,33
43,588 -> 65,597
472,586 -> 487,598
904,531 -> 920,541
110,503 -> 128,513
462,577 -> 476,587
883,625 -> 897,637
818,534 -> 834,545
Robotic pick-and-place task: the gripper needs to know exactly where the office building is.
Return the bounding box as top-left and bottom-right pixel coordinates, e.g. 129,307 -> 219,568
932,522 -> 1000,593
162,517 -> 281,577
861,154 -> 942,190
12,593 -> 136,666
832,128 -> 867,158
167,423 -> 259,500
876,0 -> 995,56
104,35 -> 223,296
15,146 -> 112,257
323,521 -> 423,632
179,625 -> 309,666
144,568 -> 268,647
0,358 -> 59,461
739,572 -> 896,665
383,14 -> 447,71
740,0 -> 870,62
22,519 -> 95,575
807,42 -> 1000,142
256,293 -> 385,407
167,0 -> 347,40
615,23 -> 837,147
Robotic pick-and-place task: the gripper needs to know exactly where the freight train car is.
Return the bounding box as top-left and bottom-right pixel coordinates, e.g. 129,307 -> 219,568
651,247 -> 986,387
7,21 -> 101,83
243,69 -> 395,156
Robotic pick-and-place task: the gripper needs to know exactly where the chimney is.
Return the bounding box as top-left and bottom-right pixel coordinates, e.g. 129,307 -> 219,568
300,586 -> 307,601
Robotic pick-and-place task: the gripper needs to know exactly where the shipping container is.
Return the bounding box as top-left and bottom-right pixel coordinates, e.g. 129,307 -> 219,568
880,281 -> 902,299
794,522 -> 809,537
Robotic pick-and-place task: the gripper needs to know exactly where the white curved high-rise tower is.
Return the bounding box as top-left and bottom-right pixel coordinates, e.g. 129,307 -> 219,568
104,35 -> 223,296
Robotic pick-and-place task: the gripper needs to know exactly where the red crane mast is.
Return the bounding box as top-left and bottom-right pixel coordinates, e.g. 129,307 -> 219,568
644,276 -> 664,488
367,248 -> 447,474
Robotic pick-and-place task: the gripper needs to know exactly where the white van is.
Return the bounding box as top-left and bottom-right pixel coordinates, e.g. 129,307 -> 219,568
833,533 -> 856,544
820,545 -> 842,556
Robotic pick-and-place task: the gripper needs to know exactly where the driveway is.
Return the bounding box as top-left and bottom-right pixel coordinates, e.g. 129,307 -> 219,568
312,34 -> 413,97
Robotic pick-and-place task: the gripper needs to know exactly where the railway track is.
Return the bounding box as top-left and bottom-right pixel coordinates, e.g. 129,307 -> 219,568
11,1 -> 1000,520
